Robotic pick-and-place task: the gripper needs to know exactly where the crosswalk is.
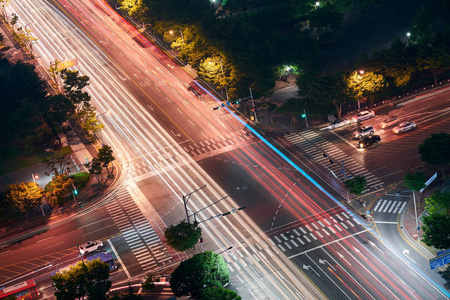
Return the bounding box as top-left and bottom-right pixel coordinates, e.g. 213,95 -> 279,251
285,130 -> 384,193
105,189 -> 172,271
268,210 -> 362,253
373,199 -> 408,214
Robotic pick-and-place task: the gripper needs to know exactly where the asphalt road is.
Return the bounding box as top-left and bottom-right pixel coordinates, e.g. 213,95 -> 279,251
2,0 -> 450,299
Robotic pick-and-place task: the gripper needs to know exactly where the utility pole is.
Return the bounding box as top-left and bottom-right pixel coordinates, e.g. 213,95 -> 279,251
182,185 -> 207,224
249,87 -> 258,122
342,160 -> 350,204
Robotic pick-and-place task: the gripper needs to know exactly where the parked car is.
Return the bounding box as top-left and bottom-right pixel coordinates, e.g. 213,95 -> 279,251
327,118 -> 351,130
357,135 -> 381,149
392,121 -> 416,134
353,125 -> 375,139
380,116 -> 399,128
352,111 -> 375,122
79,241 -> 103,255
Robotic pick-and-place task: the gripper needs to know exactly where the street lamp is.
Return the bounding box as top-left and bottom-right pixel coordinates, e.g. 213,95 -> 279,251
397,190 -> 420,242
31,173 -> 39,184
170,29 -> 184,43
406,32 -> 411,37
315,2 -> 320,7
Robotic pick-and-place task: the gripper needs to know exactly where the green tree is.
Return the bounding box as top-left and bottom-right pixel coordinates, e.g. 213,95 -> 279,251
164,220 -> 202,252
98,145 -> 115,178
410,6 -> 434,46
61,69 -> 91,112
421,214 -> 450,249
330,72 -> 356,118
170,251 -> 230,299
403,172 -> 426,192
88,158 -> 103,183
43,94 -> 76,126
4,182 -> 43,220
344,175 -> 367,197
51,259 -> 111,300
45,174 -> 74,206
419,133 -> 450,179
201,286 -> 241,300
309,2 -> 343,33
416,44 -> 450,86
76,103 -> 104,141
44,153 -> 72,176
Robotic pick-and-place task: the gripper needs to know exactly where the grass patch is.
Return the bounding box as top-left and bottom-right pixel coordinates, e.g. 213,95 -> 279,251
71,172 -> 90,191
0,146 -> 73,176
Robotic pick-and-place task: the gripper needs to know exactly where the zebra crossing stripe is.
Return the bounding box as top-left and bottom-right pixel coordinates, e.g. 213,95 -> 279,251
322,229 -> 330,236
299,227 -> 307,234
309,233 -> 317,240
284,242 -> 292,249
334,224 -> 342,232
340,222 -> 348,230
382,200 -> 393,212
280,233 -> 289,241
323,219 -> 332,226
297,237 -> 305,245
303,235 -> 311,242
305,225 -> 313,232
274,236 -> 282,243
252,254 -> 261,262
398,202 -> 407,213
336,215 -> 344,221
346,220 -> 355,227
315,230 -> 323,238
328,226 -> 336,234
312,223 -> 320,230
376,200 -> 387,212
279,244 -> 286,252
341,212 -> 349,219
293,229 -> 301,236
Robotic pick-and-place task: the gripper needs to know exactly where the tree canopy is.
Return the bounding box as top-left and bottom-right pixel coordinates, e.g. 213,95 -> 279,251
403,172 -> 426,192
309,2 -> 343,33
170,251 -> 230,299
51,259 -> 111,300
201,286 -> 241,300
419,133 -> 450,178
164,220 -> 202,252
344,175 -> 367,197
421,190 -> 450,249
4,182 -> 43,220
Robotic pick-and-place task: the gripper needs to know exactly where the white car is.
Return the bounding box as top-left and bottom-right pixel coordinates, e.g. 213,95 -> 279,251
79,241 -> 103,255
380,116 -> 398,128
327,118 -> 351,130
353,125 -> 375,139
392,121 -> 416,134
352,111 -> 375,122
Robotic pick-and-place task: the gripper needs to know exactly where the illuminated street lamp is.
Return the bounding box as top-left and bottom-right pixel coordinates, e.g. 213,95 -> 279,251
170,29 -> 184,43
406,32 -> 411,37
31,173 -> 39,184
315,2 -> 320,7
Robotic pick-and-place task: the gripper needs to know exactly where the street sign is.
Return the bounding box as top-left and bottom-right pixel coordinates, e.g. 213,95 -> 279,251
57,59 -> 78,71
430,253 -> 450,270
437,248 -> 450,256
420,172 -> 437,193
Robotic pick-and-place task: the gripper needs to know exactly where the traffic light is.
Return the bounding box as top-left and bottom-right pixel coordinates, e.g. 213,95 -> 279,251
301,113 -> 306,118
235,99 -> 241,104
73,187 -> 78,195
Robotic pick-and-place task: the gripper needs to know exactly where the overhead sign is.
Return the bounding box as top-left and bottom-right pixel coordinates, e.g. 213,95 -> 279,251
420,172 -> 437,193
57,59 -> 78,71
437,249 -> 450,256
430,253 -> 450,270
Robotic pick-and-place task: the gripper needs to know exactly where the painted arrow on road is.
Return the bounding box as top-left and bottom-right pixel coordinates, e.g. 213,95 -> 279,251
319,259 -> 336,271
303,264 -> 320,277
170,130 -> 182,138
402,249 -> 416,264
369,241 -> 384,254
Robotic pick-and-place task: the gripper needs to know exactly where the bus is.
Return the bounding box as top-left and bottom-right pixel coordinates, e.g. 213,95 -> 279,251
0,279 -> 39,299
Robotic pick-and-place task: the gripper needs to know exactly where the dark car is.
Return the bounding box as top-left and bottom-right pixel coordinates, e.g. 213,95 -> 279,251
357,135 -> 381,149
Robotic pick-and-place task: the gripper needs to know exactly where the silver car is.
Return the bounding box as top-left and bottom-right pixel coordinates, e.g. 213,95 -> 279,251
353,125 -> 375,139
392,121 -> 416,134
380,116 -> 398,128
327,118 -> 351,130
352,111 -> 375,122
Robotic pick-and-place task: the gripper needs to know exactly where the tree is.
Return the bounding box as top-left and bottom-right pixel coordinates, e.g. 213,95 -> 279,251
421,213 -> 450,249
416,44 -> 450,86
44,154 -> 72,176
120,283 -> 142,300
141,273 -> 156,299
43,94 -> 76,126
51,259 -> 111,300
344,175 -> 367,197
201,286 -> 241,300
45,174 -> 74,206
4,182 -> 43,220
170,251 -> 230,299
403,172 -> 426,192
164,220 -> 202,252
330,72 -> 356,118
60,69 -> 91,112
76,103 -> 104,141
347,71 -> 387,106
10,12 -> 18,34
88,158 -> 103,183
419,133 -> 450,179
309,2 -> 343,33
421,190 -> 450,249
0,0 -> 10,21
410,6 -> 434,47
98,145 -> 115,178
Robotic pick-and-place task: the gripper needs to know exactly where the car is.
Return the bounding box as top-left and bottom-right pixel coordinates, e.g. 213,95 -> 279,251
79,241 -> 103,255
327,118 -> 351,130
357,135 -> 381,148
380,116 -> 399,128
353,125 -> 375,139
392,121 -> 416,134
352,111 -> 375,122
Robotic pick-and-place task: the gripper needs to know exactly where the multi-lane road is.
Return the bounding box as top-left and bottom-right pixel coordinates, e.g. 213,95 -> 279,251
1,0 -> 450,299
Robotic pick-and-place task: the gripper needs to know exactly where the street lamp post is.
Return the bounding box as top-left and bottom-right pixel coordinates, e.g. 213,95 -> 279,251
170,29 -> 184,43
397,190 -> 420,242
